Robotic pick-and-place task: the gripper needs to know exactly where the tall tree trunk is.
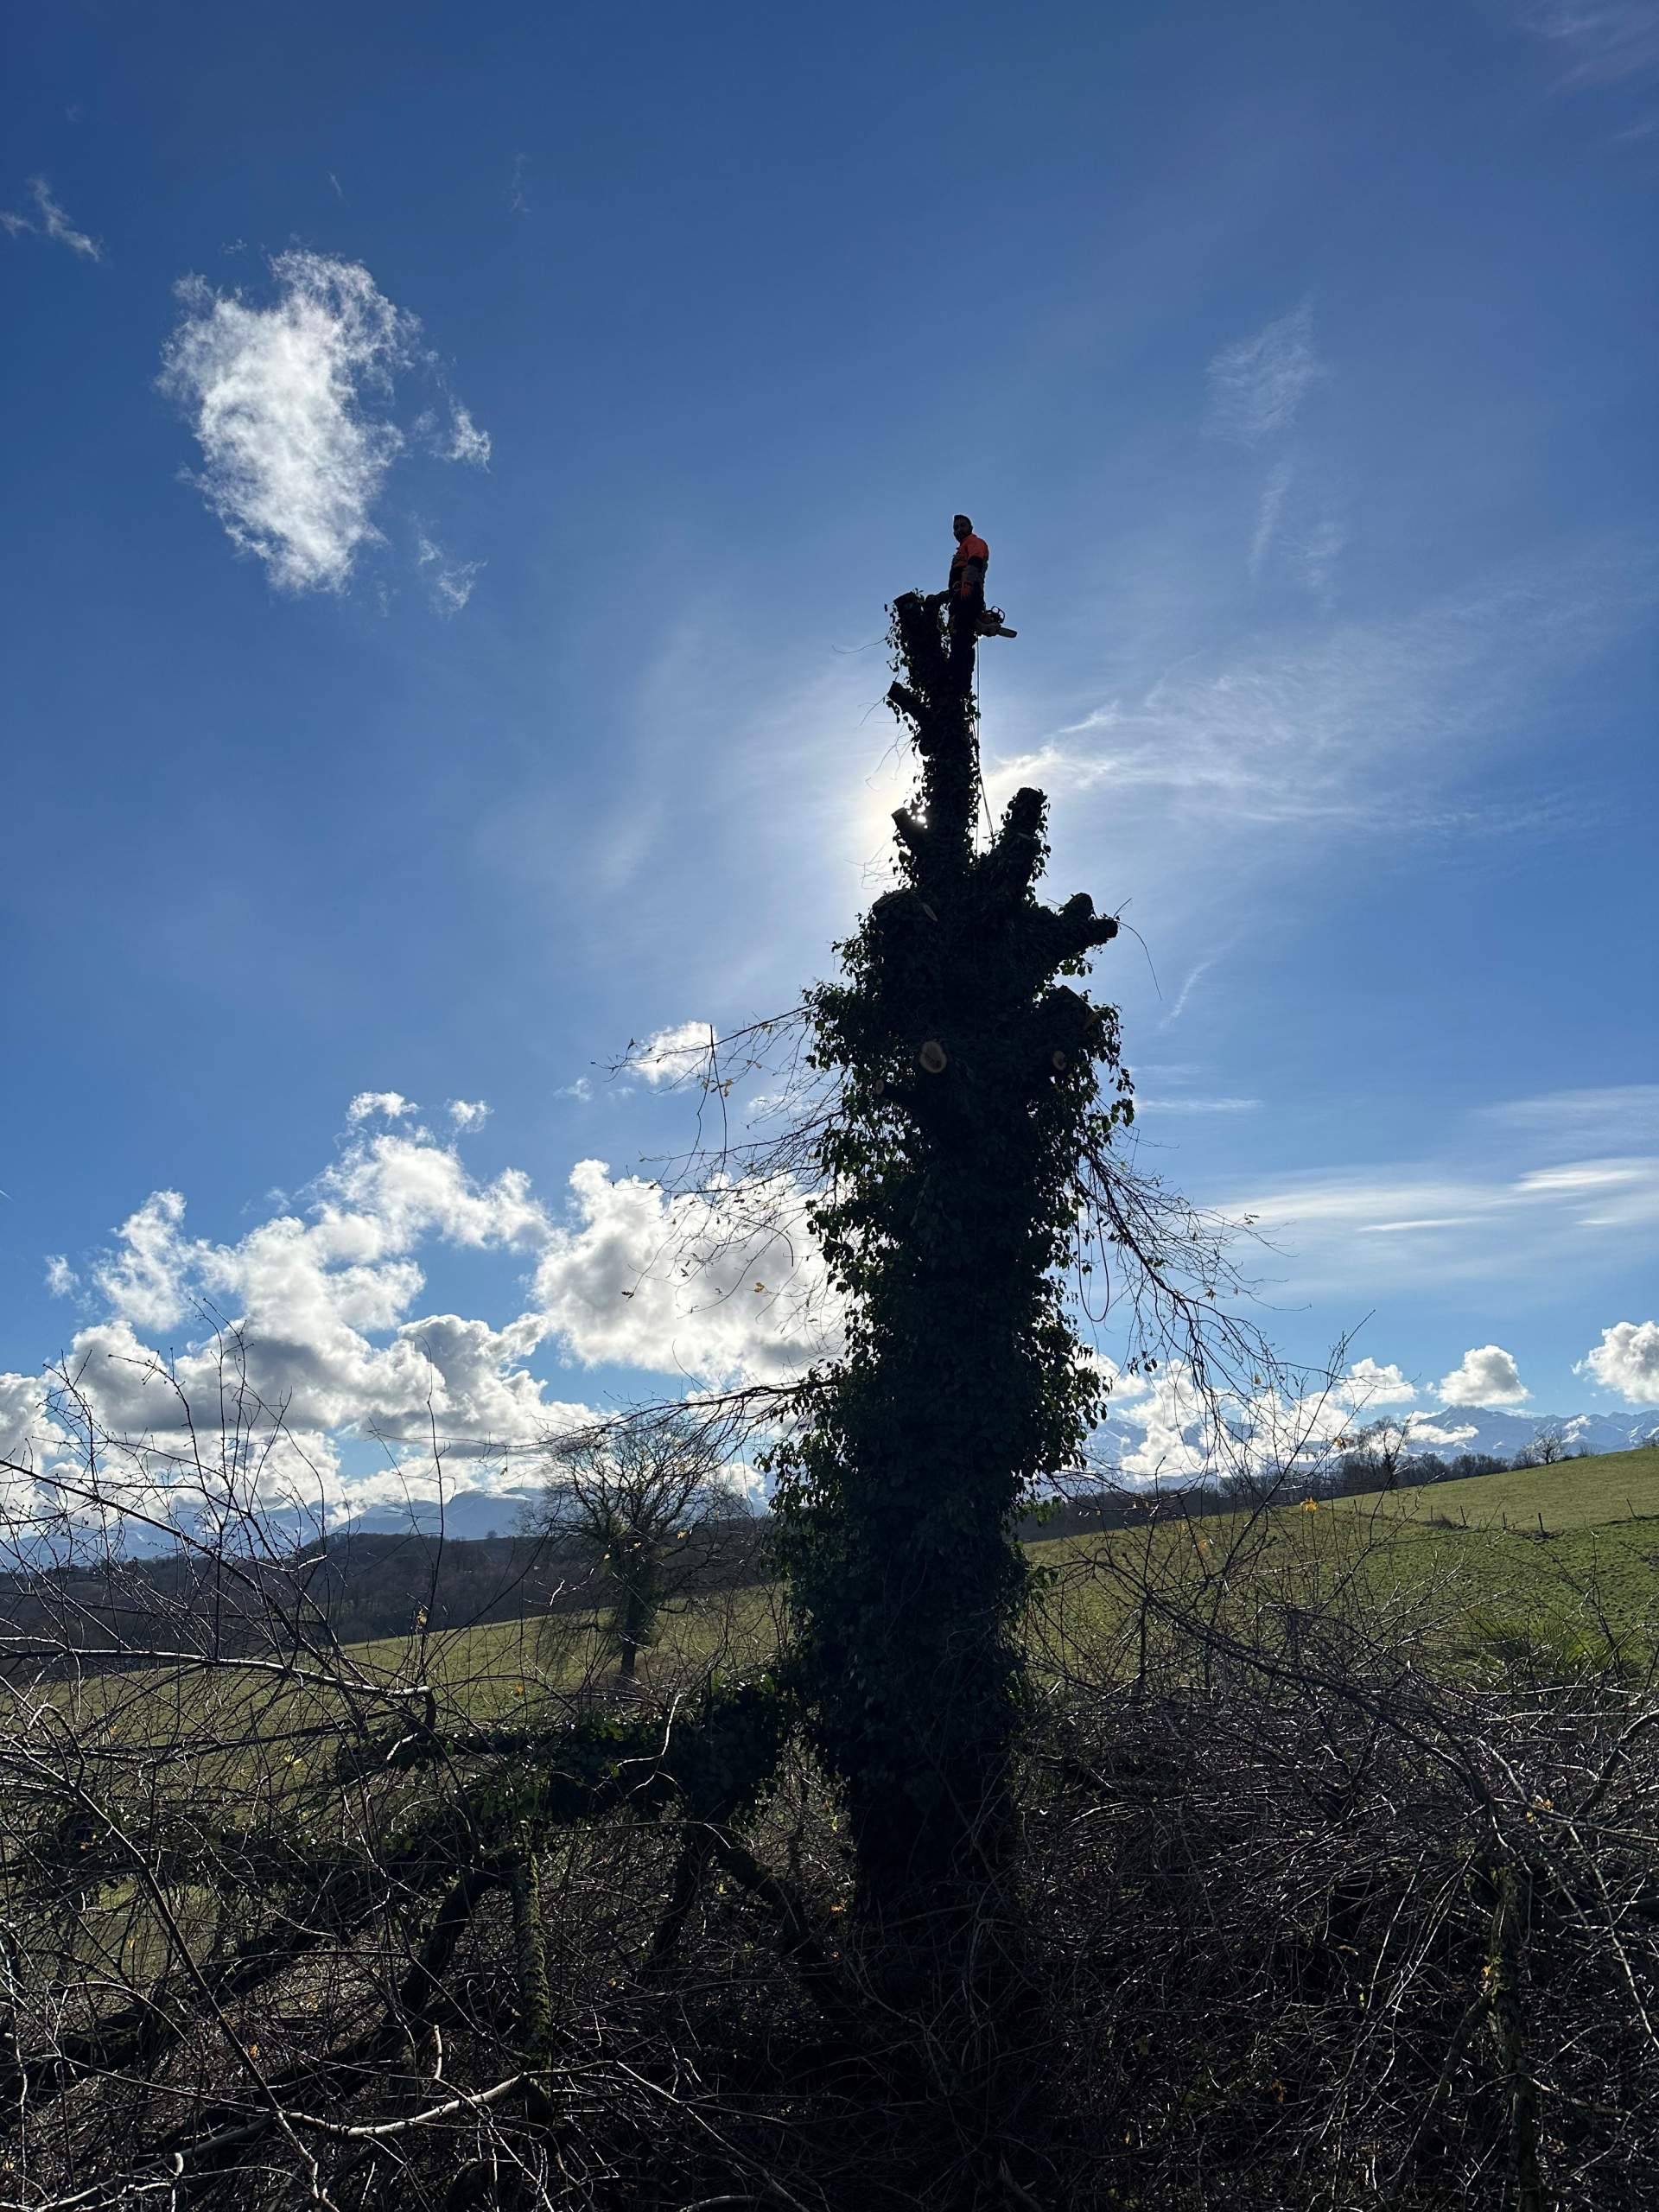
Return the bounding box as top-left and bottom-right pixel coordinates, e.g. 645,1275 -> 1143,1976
779,593 -> 1123,1955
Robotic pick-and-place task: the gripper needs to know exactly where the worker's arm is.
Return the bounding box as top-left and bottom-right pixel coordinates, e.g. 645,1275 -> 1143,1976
958,557 -> 985,598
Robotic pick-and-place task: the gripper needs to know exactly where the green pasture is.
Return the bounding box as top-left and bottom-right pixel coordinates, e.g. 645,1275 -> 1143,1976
16,1448 -> 1659,2012
316,1443 -> 1659,1701
1029,1445 -> 1659,1682
35,1447 -> 1659,1778
323,1443 -> 1659,1698
1344,1443 -> 1659,1533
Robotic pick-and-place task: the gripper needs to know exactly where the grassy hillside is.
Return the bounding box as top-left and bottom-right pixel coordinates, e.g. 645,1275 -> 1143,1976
1024,1443 -> 1659,1686
20,1450 -> 1658,2207
315,1446 -> 1659,1700
1342,1441 -> 1659,1532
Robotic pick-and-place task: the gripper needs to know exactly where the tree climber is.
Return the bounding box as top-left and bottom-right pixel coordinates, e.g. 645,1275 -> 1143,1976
928,513 -> 1016,683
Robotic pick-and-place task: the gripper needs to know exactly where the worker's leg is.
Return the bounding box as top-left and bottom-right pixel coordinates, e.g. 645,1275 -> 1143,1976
951,587 -> 986,681
948,607 -> 977,687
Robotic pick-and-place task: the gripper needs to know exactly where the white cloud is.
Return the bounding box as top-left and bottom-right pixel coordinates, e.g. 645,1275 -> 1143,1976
1438,1344 -> 1529,1407
0,1371 -> 55,1465
556,1077 -> 594,1103
1580,1319 -> 1659,1405
0,1122 -> 603,1523
1406,1417 -> 1480,1449
7,1075 -> 1646,1529
1099,1357 -> 1481,1489
1340,1357 -> 1417,1408
0,1102 -> 842,1527
531,1159 -> 834,1389
1,176 -> 102,259
1113,1363 -> 1211,1482
92,1190 -> 192,1332
347,1090 -> 417,1123
315,1130 -> 547,1256
1206,300 -> 1326,445
634,1020 -> 716,1086
44,1255 -> 79,1298
159,251 -> 487,598
161,254 -> 412,592
447,1098 -> 492,1130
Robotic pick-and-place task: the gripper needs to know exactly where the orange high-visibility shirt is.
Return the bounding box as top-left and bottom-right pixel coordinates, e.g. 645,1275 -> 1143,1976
949,533 -> 989,591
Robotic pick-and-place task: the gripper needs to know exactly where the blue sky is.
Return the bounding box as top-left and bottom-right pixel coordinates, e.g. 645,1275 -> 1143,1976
3,0 -> 1656,1506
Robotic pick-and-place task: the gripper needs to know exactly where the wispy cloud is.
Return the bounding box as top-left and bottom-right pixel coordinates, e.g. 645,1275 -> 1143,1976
416,533 -> 483,613
159,251 -> 488,599
1135,1096 -> 1262,1114
1293,512 -> 1347,607
1206,300 -> 1326,445
1249,458 -> 1294,577
987,539 -> 1654,851
1160,959 -> 1215,1027
1,176 -> 102,259
1246,459 -> 1344,601
1222,1083 -> 1659,1301
445,402 -> 491,467
1477,1084 -> 1659,1154
1517,2 -> 1659,88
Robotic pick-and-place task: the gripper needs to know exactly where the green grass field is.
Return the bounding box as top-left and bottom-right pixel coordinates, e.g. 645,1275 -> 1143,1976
308,1443 -> 1659,1703
53,1446 -> 1659,1770
1343,1443 -> 1659,1532
29,1447 -> 1659,2031
1025,1444 -> 1659,1684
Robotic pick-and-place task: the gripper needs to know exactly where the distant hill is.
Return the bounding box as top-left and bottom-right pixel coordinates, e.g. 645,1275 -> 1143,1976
97,1484 -> 547,1558
0,1509 -> 772,1661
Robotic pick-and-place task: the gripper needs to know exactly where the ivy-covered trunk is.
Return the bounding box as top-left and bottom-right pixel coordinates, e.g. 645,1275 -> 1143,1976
777,592 -> 1128,1941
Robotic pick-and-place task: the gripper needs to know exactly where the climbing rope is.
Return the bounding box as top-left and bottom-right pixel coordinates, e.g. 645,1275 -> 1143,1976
975,645 -> 994,849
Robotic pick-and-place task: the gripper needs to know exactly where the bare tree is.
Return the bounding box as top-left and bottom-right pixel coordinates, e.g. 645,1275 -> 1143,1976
1531,1422 -> 1567,1467
531,1409 -> 748,1681
1346,1412 -> 1421,1488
